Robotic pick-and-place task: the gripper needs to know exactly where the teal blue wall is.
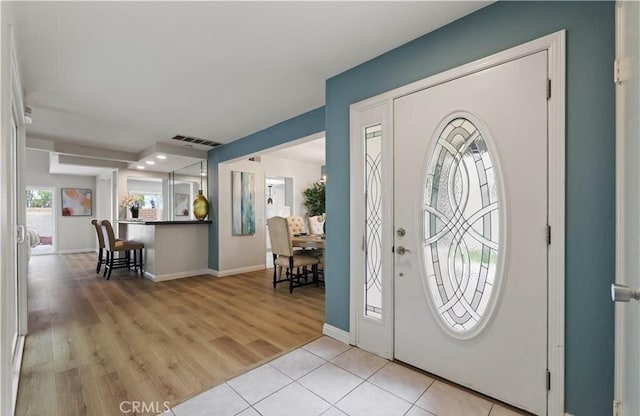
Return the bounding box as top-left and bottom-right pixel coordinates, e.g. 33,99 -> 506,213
207,106 -> 325,269
208,2 -> 615,414
324,2 -> 614,415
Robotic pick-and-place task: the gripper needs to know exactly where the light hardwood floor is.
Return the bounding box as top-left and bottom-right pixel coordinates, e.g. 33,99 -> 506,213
16,253 -> 325,416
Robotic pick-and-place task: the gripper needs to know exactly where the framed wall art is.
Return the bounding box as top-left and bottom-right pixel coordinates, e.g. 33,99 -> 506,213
231,171 -> 255,235
61,188 -> 92,216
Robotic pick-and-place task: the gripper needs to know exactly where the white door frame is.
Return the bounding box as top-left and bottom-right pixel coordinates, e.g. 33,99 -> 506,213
350,31 -> 566,415
1,23 -> 28,415
614,1 -> 640,415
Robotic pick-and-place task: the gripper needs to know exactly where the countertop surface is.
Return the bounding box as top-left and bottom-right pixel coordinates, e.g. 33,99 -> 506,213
118,220 -> 212,225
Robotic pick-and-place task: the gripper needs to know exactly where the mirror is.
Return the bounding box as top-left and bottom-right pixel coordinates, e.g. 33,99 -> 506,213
170,161 -> 207,221
126,176 -> 164,221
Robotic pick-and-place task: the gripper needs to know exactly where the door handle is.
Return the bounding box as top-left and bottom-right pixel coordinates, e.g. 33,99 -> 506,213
611,283 -> 640,302
16,224 -> 25,244
396,246 -> 412,255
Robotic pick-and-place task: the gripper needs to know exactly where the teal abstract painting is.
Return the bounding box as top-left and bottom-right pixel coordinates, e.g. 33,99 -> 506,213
232,171 -> 256,235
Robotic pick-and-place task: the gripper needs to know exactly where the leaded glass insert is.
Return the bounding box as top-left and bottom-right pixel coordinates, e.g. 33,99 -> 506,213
424,117 -> 500,334
365,124 -> 382,319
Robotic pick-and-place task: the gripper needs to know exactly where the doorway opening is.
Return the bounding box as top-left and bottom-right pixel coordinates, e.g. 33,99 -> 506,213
265,176 -> 294,265
26,188 -> 55,255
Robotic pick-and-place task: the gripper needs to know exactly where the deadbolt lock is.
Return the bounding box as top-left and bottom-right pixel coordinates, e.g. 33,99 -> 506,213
396,227 -> 406,237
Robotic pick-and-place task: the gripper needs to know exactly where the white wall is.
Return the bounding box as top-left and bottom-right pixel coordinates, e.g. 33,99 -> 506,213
218,155 -> 322,273
96,172 -> 113,226
262,155 -> 322,218
25,149 -> 97,253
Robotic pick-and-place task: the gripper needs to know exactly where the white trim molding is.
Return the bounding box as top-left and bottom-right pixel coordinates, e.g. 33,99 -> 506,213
143,269 -> 216,282
349,30 -> 566,415
210,265 -> 265,278
349,100 -> 394,359
546,30 -> 567,416
322,323 -> 351,345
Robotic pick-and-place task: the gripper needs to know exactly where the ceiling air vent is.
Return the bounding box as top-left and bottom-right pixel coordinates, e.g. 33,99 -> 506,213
171,135 -> 221,148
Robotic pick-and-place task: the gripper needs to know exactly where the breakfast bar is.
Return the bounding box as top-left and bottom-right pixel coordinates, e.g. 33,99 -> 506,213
118,220 -> 212,281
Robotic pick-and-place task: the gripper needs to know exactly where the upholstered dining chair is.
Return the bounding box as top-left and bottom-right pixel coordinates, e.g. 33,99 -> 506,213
100,220 -> 144,279
307,215 -> 325,235
286,215 -> 306,236
267,216 -> 319,293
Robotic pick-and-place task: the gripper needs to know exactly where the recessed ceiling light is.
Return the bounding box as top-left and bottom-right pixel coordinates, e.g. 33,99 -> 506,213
137,165 -> 145,170
146,160 -> 155,165
157,155 -> 167,160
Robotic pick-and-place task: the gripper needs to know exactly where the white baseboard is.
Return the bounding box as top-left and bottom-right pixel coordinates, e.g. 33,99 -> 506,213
56,248 -> 95,254
322,323 -> 351,345
211,264 -> 265,277
143,269 -> 216,282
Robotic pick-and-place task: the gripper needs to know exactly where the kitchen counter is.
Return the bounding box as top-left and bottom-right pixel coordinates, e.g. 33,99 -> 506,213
118,220 -> 212,281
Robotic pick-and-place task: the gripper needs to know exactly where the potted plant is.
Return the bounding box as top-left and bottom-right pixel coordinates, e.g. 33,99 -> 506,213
121,194 -> 145,219
303,181 -> 325,217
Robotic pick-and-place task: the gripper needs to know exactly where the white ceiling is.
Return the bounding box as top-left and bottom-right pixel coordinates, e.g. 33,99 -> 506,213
13,1 -> 489,155
264,137 -> 326,166
130,152 -> 206,174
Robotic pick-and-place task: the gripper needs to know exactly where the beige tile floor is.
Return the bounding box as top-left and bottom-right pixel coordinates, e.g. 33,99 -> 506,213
164,336 -> 528,416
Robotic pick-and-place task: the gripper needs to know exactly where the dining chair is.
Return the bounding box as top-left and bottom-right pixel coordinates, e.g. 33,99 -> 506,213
267,216 -> 319,293
286,215 -> 306,235
307,215 -> 325,235
100,220 -> 144,279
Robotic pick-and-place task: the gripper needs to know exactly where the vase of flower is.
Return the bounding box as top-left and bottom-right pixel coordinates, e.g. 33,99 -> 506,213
121,194 -> 144,220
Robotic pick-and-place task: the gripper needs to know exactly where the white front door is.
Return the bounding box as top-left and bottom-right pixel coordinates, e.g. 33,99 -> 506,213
394,51 -> 548,414
614,1 -> 640,415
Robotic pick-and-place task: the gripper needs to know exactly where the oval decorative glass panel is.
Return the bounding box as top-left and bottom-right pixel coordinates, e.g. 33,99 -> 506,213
423,116 -> 501,336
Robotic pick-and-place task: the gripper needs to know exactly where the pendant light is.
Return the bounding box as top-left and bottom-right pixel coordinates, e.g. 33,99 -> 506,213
267,185 -> 273,205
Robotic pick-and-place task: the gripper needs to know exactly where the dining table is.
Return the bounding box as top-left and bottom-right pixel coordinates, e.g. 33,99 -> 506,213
292,234 -> 325,249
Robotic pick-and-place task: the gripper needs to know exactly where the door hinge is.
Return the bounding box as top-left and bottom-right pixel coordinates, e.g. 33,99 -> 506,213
546,369 -> 551,391
546,225 -> 551,245
546,78 -> 551,100
615,58 -> 630,84
613,400 -> 621,416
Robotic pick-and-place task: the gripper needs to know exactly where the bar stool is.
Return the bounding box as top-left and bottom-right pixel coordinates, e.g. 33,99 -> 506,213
91,219 -> 122,274
100,220 -> 144,279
